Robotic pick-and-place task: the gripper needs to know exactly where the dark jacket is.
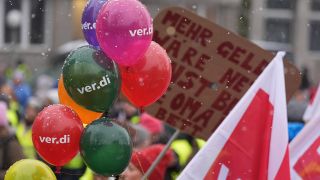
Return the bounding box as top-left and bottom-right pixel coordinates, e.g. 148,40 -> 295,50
0,127 -> 25,179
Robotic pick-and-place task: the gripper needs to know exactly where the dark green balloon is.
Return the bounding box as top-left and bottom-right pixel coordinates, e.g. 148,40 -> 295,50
80,118 -> 132,176
62,45 -> 120,112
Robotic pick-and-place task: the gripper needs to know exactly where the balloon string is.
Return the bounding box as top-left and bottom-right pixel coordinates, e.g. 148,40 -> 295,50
55,166 -> 61,174
101,111 -> 109,118
125,120 -> 135,147
139,107 -> 144,113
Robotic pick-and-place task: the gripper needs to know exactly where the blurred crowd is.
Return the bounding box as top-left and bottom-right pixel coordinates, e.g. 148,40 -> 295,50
0,60 -> 205,180
0,59 -> 316,180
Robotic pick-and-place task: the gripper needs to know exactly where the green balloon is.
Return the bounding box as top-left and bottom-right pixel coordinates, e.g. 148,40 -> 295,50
62,45 -> 120,112
80,117 -> 132,176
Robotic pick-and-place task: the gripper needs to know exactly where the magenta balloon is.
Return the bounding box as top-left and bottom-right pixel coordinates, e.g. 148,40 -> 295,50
96,0 -> 153,66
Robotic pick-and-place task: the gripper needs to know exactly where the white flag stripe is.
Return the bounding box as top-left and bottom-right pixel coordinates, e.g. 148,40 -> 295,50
303,83 -> 320,122
309,102 -> 320,124
291,170 -> 302,180
268,52 -> 289,180
217,164 -> 229,180
178,52 -> 288,180
290,116 -> 320,163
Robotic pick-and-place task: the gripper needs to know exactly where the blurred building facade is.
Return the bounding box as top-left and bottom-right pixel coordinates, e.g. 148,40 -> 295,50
249,0 -> 320,84
0,0 -> 77,76
0,0 -> 241,77
0,0 -> 320,83
1,0 -> 320,84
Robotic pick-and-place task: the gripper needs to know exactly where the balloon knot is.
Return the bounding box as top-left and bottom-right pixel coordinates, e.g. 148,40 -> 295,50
103,121 -> 113,127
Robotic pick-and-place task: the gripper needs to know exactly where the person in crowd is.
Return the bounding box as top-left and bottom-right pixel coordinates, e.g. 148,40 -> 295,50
16,97 -> 42,159
131,124 -> 151,150
60,153 -> 87,180
0,79 -> 5,89
169,133 -> 206,179
120,144 -> 174,180
109,101 -> 139,123
121,102 -> 139,123
5,59 -> 31,83
0,101 -> 24,178
42,89 -> 59,107
35,74 -> 55,104
139,113 -> 164,144
11,70 -> 32,110
287,89 -> 308,122
0,84 -> 20,128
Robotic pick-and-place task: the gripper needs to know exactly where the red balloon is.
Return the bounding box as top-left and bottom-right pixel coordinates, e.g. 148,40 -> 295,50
32,104 -> 84,167
120,41 -> 172,107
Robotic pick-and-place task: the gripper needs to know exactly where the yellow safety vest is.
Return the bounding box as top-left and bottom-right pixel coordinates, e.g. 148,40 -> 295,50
6,64 -> 31,81
9,100 -> 19,112
171,138 -> 206,179
16,123 -> 36,159
171,138 -> 206,166
196,138 -> 206,148
6,100 -> 19,129
79,168 -> 94,180
130,115 -> 140,124
171,139 -> 193,166
64,153 -> 84,170
7,109 -> 18,129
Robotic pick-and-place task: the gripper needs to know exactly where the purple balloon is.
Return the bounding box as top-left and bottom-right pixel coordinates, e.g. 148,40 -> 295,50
81,0 -> 107,47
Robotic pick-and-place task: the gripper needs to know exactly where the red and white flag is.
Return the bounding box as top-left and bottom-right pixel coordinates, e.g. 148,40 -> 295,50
178,52 -> 290,180
290,98 -> 320,179
303,84 -> 320,122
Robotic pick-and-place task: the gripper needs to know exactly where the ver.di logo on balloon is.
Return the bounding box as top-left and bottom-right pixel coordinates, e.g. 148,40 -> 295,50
39,134 -> 71,144
129,27 -> 153,37
82,21 -> 96,30
76,75 -> 112,95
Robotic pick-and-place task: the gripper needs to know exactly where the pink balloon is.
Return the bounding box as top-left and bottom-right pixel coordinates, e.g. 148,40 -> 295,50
96,0 -> 153,66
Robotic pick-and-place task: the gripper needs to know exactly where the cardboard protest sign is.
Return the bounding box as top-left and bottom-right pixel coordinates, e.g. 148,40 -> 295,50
146,7 -> 301,140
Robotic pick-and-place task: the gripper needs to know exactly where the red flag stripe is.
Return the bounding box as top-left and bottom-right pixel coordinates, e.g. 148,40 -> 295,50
274,147 -> 290,180
178,52 -> 290,180
293,137 -> 320,179
204,89 -> 272,180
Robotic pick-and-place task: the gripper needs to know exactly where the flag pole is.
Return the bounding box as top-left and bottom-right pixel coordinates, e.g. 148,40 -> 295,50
142,129 -> 180,180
